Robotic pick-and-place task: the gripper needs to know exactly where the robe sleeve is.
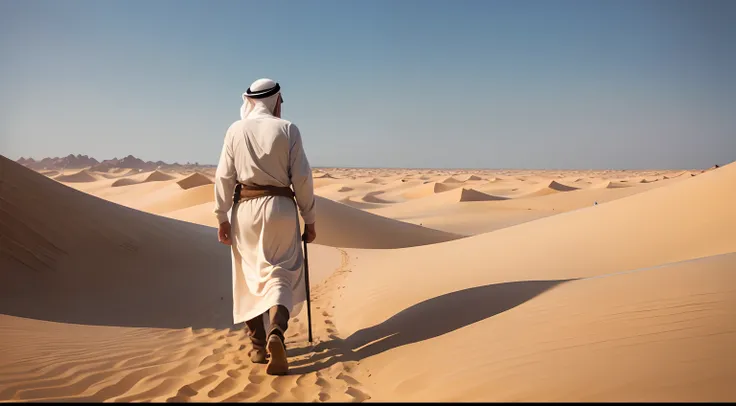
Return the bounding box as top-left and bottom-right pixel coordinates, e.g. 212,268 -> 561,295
288,123 -> 317,225
213,129 -> 237,225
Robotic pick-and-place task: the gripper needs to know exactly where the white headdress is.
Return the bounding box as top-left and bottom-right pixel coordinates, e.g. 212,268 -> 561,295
240,78 -> 282,120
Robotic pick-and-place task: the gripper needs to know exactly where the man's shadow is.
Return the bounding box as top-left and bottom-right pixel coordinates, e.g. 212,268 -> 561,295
287,279 -> 571,374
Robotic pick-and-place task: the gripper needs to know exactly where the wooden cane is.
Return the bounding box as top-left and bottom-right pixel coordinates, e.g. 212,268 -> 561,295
302,234 -> 313,344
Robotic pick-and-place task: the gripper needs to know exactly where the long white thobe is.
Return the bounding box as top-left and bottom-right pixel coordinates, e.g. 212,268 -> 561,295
213,104 -> 316,325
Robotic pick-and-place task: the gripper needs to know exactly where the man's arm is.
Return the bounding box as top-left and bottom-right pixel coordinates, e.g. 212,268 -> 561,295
288,123 -> 316,226
213,129 -> 237,226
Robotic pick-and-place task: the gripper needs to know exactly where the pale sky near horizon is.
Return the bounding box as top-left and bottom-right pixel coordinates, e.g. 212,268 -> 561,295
1,0 -> 734,170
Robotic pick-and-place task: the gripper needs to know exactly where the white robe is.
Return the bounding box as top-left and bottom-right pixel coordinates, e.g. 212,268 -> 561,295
213,104 -> 316,325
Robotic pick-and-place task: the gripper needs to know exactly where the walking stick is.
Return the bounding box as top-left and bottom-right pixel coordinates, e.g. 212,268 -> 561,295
302,233 -> 313,344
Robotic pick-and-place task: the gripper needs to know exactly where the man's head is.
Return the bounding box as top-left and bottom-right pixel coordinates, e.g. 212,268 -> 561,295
241,78 -> 284,119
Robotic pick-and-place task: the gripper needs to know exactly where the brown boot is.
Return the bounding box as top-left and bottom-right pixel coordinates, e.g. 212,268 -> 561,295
266,327 -> 288,375
265,305 -> 290,376
249,337 -> 268,364
245,314 -> 268,365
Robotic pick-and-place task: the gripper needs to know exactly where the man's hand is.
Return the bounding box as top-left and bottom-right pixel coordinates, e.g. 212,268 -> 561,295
218,221 -> 232,245
302,223 -> 317,243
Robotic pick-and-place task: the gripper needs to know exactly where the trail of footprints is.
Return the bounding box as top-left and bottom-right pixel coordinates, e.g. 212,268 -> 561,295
0,247 -> 371,403
161,246 -> 371,403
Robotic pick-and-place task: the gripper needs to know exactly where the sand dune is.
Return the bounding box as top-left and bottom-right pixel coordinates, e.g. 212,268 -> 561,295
296,196 -> 463,249
97,168 -> 139,179
323,254 -> 736,402
440,176 -> 463,184
140,184 -> 216,215
176,172 -> 214,190
321,163 -> 736,401
313,182 -> 364,197
545,180 -> 579,192
313,172 -> 337,179
0,156 -> 233,327
335,163 -> 736,335
111,170 -> 176,187
595,180 -> 633,189
0,156 -> 365,402
53,169 -> 98,183
361,190 -> 393,204
3,155 -> 733,402
39,170 -> 59,177
456,188 -> 509,202
397,187 -> 509,206
508,180 -> 579,198
400,181 -> 463,200
455,174 -> 483,181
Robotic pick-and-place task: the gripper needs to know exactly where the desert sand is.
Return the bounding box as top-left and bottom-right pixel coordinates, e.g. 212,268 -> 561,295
1,155 -> 734,402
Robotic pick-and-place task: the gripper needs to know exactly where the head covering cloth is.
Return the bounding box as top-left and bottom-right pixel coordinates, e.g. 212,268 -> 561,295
240,78 -> 283,120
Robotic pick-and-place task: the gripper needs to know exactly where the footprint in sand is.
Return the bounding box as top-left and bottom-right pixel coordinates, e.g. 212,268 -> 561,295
247,370 -> 266,385
226,369 -> 242,379
177,374 -> 219,398
199,363 -> 228,375
270,375 -> 298,393
315,376 -> 331,390
337,372 -> 361,386
212,343 -> 233,354
199,353 -> 226,367
222,383 -> 259,402
345,387 -> 371,402
208,377 -> 238,398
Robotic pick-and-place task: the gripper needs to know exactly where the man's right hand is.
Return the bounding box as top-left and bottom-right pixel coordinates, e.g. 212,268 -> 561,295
302,223 -> 317,243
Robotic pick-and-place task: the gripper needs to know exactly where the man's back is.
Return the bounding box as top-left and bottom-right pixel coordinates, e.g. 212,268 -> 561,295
228,115 -> 294,189
214,108 -> 316,226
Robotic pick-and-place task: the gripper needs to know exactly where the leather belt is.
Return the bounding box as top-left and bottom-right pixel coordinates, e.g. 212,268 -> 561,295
233,183 -> 295,204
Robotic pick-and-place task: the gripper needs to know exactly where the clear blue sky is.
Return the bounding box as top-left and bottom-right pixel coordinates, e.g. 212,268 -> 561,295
1,0 -> 734,169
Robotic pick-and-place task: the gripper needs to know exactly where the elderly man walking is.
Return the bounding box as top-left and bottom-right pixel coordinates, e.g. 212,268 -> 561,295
213,78 -> 317,375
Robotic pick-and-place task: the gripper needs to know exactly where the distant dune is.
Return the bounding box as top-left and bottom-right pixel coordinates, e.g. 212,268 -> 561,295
111,170 -> 176,187
176,172 -> 214,190
547,180 -> 579,192
366,178 -> 385,184
53,169 -> 97,183
400,182 -> 463,200
305,196 -> 463,248
440,176 -> 464,184
456,188 -> 509,202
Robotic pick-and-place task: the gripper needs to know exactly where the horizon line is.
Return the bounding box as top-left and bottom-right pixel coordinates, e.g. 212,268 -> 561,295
8,154 -> 722,172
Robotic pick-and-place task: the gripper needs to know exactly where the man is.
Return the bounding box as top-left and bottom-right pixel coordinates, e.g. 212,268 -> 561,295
213,78 -> 317,376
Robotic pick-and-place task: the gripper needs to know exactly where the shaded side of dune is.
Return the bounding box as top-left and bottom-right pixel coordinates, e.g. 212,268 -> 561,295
306,196 -> 462,249
0,156 -> 234,330
176,172 -> 214,190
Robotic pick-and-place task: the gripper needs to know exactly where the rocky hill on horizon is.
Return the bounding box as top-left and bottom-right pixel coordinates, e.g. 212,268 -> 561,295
16,154 -> 215,172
